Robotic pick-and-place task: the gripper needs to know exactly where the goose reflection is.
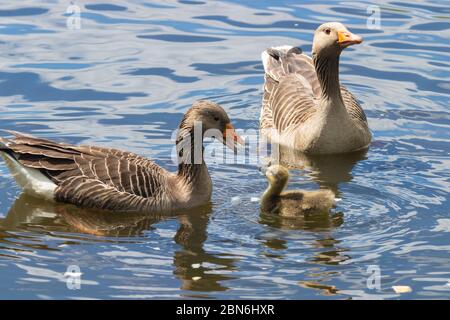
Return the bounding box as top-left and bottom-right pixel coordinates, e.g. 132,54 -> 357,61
1,194 -> 160,236
259,210 -> 344,232
258,210 -> 348,296
0,194 -> 236,294
274,146 -> 368,195
174,211 -> 236,295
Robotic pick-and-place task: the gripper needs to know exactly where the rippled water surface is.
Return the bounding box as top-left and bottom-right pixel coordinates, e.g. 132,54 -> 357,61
0,0 -> 449,299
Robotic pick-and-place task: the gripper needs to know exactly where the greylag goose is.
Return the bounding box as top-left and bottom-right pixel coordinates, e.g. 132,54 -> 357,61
261,165 -> 335,217
260,22 -> 371,154
0,100 -> 243,213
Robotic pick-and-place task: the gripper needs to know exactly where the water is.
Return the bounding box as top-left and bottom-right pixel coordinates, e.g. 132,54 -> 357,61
0,0 -> 449,299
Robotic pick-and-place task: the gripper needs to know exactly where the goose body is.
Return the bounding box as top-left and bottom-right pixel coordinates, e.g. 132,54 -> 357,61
260,22 -> 371,154
0,100 -> 243,213
261,165 -> 335,217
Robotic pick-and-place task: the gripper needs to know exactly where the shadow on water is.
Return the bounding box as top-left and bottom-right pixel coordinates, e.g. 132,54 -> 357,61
0,194 -> 236,295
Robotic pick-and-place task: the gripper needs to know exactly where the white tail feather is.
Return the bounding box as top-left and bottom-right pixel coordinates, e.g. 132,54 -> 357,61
0,152 -> 56,201
261,45 -> 294,74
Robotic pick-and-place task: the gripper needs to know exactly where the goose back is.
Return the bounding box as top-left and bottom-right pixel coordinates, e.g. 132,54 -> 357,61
0,131 -> 174,213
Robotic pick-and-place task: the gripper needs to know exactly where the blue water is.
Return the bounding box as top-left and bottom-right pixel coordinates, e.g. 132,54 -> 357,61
0,0 -> 449,299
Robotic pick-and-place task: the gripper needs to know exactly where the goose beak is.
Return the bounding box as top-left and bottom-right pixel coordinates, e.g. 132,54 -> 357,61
338,30 -> 363,48
223,123 -> 244,151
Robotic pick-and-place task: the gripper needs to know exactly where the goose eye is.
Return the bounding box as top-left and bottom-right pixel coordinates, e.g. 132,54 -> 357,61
324,28 -> 331,35
213,116 -> 220,121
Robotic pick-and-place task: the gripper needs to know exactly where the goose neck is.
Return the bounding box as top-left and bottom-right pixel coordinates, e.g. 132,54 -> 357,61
313,52 -> 343,103
261,178 -> 286,209
176,126 -> 209,185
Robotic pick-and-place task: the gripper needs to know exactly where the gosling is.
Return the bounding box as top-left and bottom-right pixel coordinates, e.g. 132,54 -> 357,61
261,165 -> 335,217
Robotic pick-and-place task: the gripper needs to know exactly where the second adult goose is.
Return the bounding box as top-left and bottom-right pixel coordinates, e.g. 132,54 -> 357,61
0,100 -> 243,213
260,22 -> 371,154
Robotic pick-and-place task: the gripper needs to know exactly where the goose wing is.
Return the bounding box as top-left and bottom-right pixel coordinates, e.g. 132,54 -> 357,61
1,131 -> 170,212
340,85 -> 369,128
261,46 -> 319,133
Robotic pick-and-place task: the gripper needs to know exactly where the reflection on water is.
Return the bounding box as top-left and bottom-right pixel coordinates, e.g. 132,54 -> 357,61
259,210 -> 344,232
174,212 -> 237,295
3,194 -> 159,236
0,0 -> 449,299
0,194 -> 237,296
277,147 -> 368,195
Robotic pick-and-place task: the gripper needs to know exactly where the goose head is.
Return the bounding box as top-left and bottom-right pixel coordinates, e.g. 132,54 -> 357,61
178,100 -> 244,151
312,22 -> 363,58
265,164 -> 289,195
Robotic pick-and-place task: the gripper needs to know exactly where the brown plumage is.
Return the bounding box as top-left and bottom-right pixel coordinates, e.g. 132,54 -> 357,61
0,100 -> 243,213
260,22 -> 371,154
261,165 -> 335,217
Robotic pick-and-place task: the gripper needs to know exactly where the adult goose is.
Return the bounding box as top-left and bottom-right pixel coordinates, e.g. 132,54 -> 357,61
260,22 -> 371,154
0,100 -> 243,213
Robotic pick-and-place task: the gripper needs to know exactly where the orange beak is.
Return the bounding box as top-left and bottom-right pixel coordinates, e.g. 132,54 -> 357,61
338,30 -> 363,48
223,123 -> 244,151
